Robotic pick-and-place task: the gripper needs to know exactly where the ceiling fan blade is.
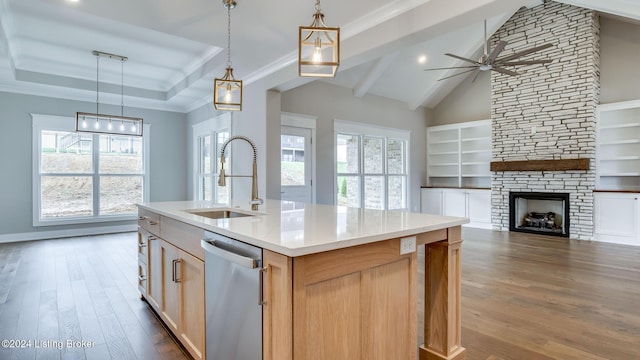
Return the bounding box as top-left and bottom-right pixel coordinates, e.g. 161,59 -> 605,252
438,68 -> 477,81
487,41 -> 507,64
445,53 -> 482,65
424,65 -> 478,71
492,67 -> 519,76
497,59 -> 553,66
471,69 -> 481,83
497,43 -> 553,62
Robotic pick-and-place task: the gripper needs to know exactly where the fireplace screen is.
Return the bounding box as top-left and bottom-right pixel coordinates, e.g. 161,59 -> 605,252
509,192 -> 570,237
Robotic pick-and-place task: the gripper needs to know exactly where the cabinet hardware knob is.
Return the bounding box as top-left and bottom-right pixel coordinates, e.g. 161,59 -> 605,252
147,220 -> 157,225
138,275 -> 146,282
138,242 -> 147,248
138,216 -> 147,221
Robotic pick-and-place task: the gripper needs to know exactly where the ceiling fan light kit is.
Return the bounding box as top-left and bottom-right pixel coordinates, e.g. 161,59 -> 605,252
75,50 -> 143,137
298,0 -> 340,77
214,0 -> 243,111
424,20 -> 553,82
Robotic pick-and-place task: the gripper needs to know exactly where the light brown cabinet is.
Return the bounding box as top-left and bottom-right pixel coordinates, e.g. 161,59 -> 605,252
138,210 -> 205,360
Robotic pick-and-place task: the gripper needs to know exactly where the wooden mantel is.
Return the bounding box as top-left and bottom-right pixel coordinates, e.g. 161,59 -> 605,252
490,158 -> 590,172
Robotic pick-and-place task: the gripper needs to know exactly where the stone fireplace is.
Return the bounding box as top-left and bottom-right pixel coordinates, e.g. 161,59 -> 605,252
509,192 -> 570,237
490,1 -> 600,240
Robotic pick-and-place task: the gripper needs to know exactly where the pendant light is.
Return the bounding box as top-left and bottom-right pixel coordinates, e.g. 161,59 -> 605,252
298,0 -> 340,77
214,0 -> 242,111
75,50 -> 143,136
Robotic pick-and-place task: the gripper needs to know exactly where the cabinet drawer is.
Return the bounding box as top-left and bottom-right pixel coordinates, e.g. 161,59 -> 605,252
138,261 -> 148,297
160,216 -> 205,261
138,208 -> 160,235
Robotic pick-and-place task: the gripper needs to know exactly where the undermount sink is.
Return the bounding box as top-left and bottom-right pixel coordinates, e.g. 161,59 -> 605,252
186,209 -> 254,219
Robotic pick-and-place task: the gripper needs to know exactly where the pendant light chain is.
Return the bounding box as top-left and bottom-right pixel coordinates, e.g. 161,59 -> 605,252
121,59 -> 124,117
96,54 -> 100,114
226,3 -> 232,68
315,0 -> 320,12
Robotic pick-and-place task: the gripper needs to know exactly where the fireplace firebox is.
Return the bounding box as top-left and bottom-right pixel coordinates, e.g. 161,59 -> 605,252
509,192 -> 570,237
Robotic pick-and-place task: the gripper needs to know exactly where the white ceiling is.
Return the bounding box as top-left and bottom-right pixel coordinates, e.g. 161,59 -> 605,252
0,0 -> 638,113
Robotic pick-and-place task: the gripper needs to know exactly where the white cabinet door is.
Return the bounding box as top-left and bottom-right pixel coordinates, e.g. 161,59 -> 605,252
467,190 -> 492,229
421,188 -> 443,215
443,190 -> 466,218
594,192 -> 639,245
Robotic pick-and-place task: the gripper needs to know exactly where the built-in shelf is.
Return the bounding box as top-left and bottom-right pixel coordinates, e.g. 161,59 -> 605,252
597,101 -> 640,191
427,120 -> 491,188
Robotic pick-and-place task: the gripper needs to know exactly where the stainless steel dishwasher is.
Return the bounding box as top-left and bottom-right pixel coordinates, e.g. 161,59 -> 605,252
201,231 -> 263,360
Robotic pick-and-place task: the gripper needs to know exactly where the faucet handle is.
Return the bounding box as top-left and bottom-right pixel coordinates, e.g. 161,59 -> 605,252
250,198 -> 264,205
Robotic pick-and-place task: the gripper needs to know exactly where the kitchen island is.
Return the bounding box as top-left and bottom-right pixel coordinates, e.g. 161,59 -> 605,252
137,200 -> 468,360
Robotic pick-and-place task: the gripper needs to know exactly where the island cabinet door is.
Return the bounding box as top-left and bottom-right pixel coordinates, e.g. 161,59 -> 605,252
178,250 -> 205,360
292,239 -> 417,360
263,250 -> 293,360
160,240 -> 181,333
146,235 -> 163,312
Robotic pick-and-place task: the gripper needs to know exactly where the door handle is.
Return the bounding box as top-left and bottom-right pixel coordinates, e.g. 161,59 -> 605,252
259,267 -> 267,306
201,240 -> 258,268
173,259 -> 182,283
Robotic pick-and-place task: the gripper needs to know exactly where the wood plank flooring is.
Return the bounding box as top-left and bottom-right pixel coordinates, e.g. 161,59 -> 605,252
453,228 -> 640,360
0,229 -> 638,359
0,233 -> 188,360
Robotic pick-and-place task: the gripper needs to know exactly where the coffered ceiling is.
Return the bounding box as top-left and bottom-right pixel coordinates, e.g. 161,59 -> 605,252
0,0 -> 637,113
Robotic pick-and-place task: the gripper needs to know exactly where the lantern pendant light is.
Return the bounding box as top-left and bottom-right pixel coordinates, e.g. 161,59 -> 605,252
298,0 -> 340,77
214,0 -> 242,111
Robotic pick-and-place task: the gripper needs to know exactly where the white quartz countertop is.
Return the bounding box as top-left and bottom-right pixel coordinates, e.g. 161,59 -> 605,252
138,200 -> 469,257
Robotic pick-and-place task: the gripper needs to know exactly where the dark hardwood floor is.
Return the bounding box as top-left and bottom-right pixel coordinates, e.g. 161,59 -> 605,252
0,229 -> 638,359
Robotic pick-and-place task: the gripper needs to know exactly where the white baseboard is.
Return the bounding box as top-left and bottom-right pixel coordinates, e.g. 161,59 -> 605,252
0,224 -> 138,243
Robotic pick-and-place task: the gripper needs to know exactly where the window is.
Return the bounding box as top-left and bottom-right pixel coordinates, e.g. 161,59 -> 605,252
193,114 -> 230,204
335,120 -> 409,210
33,114 -> 149,226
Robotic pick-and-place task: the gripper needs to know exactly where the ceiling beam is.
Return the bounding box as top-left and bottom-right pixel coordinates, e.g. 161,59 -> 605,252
353,53 -> 396,98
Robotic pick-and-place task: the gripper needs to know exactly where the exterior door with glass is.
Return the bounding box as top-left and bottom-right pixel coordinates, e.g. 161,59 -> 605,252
281,126 -> 312,203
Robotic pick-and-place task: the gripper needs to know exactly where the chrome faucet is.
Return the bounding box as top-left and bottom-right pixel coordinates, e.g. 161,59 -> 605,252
218,135 -> 263,211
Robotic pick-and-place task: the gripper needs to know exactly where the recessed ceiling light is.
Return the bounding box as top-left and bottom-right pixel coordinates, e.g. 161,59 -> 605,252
66,0 -> 79,3
418,55 -> 428,64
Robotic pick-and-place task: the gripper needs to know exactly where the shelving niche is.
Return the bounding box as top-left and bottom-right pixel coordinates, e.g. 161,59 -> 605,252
597,101 -> 640,191
427,120 -> 491,188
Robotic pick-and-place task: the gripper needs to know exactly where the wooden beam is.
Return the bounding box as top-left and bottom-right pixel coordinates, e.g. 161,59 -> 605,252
490,158 -> 590,172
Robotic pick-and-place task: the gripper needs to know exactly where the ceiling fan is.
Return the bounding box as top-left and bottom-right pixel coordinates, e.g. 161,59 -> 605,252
424,20 -> 553,82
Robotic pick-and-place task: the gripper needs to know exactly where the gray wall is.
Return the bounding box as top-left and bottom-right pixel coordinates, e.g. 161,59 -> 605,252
432,15 -> 640,125
432,73 -> 490,126
281,81 -> 431,212
0,91 -> 188,237
600,16 -> 640,103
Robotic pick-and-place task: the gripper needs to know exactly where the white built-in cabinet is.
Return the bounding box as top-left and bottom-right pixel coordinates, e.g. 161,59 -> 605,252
596,100 -> 640,191
427,120 -> 491,188
594,100 -> 640,246
593,192 -> 639,246
421,188 -> 492,229
424,120 -> 492,229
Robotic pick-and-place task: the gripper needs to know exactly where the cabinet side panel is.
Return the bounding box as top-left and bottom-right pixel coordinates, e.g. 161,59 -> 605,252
263,250 -> 293,360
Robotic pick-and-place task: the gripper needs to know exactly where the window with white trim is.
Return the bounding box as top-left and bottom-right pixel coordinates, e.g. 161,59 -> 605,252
32,114 -> 150,226
193,114 -> 230,203
335,120 -> 409,210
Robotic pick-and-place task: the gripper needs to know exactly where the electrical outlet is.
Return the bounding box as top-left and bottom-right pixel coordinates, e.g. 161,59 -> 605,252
400,236 -> 416,255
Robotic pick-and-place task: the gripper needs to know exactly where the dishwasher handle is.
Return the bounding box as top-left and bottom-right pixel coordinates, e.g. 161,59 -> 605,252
201,239 -> 258,269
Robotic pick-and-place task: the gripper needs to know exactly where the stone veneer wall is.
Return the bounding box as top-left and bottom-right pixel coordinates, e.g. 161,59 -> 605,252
491,1 -> 600,239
